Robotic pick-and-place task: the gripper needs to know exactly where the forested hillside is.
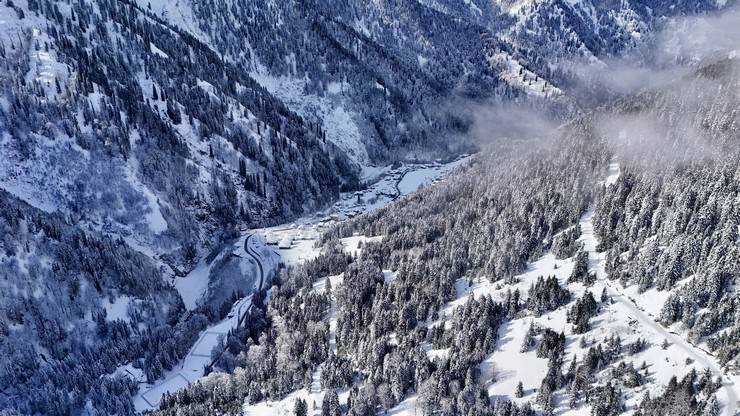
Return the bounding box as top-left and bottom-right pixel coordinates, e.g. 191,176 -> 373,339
593,56 -> 740,368
0,0 -> 726,264
0,190 -> 196,414
1,0 -> 357,260
154,133 -> 607,415
152,54 -> 740,416
0,0 -> 735,414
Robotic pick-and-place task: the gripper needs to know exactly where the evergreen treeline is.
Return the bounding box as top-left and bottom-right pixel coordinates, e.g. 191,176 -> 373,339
154,56 -> 740,416
0,1 -> 735,414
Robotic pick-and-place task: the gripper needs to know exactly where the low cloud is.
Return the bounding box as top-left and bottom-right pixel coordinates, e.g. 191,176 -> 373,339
588,6 -> 740,167
655,6 -> 740,66
463,5 -> 740,161
467,101 -> 559,145
564,5 -> 740,106
595,110 -> 723,168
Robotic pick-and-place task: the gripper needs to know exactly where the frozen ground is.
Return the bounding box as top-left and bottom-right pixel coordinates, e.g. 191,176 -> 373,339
174,255 -> 215,311
130,290 -> 258,411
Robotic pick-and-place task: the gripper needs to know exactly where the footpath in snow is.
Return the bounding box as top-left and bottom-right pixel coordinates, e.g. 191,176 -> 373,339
580,163 -> 739,416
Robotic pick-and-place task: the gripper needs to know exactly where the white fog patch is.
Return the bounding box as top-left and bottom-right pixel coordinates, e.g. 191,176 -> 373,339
564,5 -> 740,102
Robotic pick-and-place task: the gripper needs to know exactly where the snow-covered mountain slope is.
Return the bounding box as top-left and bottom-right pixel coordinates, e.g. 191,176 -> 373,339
0,1 -> 344,412
120,156 -> 470,413
0,190 -> 185,415
138,0 -> 728,161
152,54 -> 740,416
0,0 -> 356,266
0,0 -> 727,266
0,1 -> 736,415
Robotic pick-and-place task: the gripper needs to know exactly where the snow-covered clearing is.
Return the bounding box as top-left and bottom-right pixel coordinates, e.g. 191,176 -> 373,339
602,162 -> 621,186
0,2 -> 71,102
150,42 -> 169,58
501,0 -> 535,15
0,131 -> 76,213
174,233 -> 276,310
131,288 -> 255,412
429,252 -> 576,412
103,295 -> 133,323
136,0 -> 210,44
123,151 -> 168,234
174,255 -> 217,311
242,386 -> 351,416
397,165 -> 451,194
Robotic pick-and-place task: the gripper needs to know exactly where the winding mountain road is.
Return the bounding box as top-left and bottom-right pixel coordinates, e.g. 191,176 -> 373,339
245,234 -> 265,293
233,234 -> 266,328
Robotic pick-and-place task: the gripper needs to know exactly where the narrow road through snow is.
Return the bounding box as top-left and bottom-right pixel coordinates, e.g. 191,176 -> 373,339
579,163 -> 738,416
133,234 -> 270,411
245,234 -> 265,293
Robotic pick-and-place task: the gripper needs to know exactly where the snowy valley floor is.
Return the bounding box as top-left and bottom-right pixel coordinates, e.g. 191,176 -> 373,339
128,233 -> 275,412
